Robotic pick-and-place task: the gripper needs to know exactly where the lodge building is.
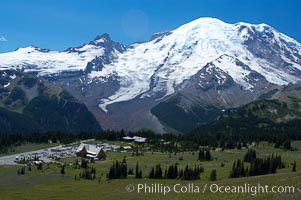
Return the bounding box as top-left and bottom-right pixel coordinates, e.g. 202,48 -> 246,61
76,143 -> 106,160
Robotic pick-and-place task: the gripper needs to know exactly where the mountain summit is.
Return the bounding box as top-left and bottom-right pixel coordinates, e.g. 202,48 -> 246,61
0,17 -> 301,133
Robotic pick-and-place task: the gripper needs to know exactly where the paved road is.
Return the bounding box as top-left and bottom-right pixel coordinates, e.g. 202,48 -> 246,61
0,145 -> 62,165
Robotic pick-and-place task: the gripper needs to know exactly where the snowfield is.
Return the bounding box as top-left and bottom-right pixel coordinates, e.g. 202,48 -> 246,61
0,17 -> 301,112
0,45 -> 105,76
97,18 -> 301,111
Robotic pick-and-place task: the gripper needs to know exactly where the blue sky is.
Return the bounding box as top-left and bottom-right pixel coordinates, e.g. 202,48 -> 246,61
0,0 -> 300,52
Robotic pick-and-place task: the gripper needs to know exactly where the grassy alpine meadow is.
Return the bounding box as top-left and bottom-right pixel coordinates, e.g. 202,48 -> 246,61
0,142 -> 301,200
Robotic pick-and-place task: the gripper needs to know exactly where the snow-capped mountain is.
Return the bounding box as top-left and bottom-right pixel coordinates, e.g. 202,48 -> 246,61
0,17 -> 301,132
0,33 -> 125,76
96,18 -> 301,112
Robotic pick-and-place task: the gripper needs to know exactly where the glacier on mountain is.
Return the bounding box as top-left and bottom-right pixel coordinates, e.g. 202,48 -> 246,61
0,17 -> 301,113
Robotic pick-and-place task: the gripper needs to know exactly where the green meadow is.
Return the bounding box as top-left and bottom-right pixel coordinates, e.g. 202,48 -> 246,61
0,142 -> 301,200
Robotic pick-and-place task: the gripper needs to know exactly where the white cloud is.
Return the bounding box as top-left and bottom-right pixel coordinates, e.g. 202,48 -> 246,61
0,36 -> 7,42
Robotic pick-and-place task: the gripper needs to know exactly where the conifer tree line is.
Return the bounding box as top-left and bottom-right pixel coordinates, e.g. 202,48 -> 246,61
99,158 -> 144,180
106,148 -> 213,180
230,150 -> 287,178
1,126 -> 299,155
149,164 -> 204,180
149,164 -> 163,179
198,149 -> 212,161
106,158 -> 207,180
107,157 -> 128,179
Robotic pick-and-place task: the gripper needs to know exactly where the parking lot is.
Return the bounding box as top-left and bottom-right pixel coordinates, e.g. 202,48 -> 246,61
0,145 -> 77,165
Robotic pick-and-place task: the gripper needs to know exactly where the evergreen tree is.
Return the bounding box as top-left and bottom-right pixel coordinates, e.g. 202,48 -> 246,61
60,165 -> 65,175
229,159 -> 246,178
108,165 -> 115,179
81,159 -> 88,169
209,169 -> 217,181
245,166 -> 249,176
234,154 -> 286,177
179,169 -> 184,179
205,150 -> 211,161
37,163 -> 43,170
198,149 -> 205,161
184,165 -> 190,180
174,164 -> 178,178
183,165 -> 200,180
282,140 -> 291,150
154,164 -> 163,179
120,158 -> 127,179
115,160 -> 120,178
138,170 -> 142,179
229,161 -> 236,178
244,149 -> 256,162
292,161 -> 296,172
226,140 -> 235,149
167,165 -> 173,179
20,167 -> 25,175
241,162 -> 246,177
149,167 -> 155,179
199,166 -> 204,173
164,168 -> 167,179
135,162 -> 139,178
165,164 -> 179,179
107,159 -> 128,179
